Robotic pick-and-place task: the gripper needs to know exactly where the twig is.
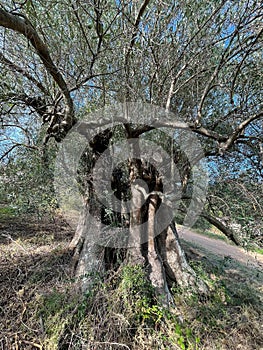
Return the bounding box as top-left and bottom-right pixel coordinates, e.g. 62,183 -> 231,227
92,341 -> 131,349
20,339 -> 42,349
1,233 -> 35,261
1,233 -> 28,253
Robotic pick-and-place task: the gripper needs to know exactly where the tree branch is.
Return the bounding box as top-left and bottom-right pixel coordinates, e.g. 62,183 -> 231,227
130,0 -> 151,49
0,52 -> 48,94
220,111 -> 263,153
0,142 -> 38,161
230,27 -> 263,103
0,9 -> 74,131
201,213 -> 239,245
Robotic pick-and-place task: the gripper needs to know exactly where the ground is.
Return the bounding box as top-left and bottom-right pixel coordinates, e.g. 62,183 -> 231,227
0,214 -> 262,349
178,226 -> 263,269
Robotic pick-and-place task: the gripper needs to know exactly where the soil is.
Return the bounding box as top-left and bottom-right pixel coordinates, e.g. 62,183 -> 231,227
178,226 -> 263,270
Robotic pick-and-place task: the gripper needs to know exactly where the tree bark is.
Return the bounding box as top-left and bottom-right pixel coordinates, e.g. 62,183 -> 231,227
161,223 -> 208,294
147,193 -> 172,305
68,126 -> 208,299
69,174 -> 208,301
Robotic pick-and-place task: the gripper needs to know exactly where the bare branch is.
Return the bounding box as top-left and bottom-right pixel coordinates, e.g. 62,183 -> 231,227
230,27 -> 263,103
71,2 -> 94,57
1,123 -> 33,144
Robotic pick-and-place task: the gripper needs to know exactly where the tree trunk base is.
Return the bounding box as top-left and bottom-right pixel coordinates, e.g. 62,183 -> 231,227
69,217 -> 209,300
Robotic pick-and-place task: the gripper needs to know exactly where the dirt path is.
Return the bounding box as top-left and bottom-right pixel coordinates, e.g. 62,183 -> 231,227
178,226 -> 263,270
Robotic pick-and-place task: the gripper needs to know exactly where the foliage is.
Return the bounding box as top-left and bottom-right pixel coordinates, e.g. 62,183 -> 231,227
207,171 -> 263,248
0,145 -> 57,217
0,0 -> 262,239
0,205 -> 16,219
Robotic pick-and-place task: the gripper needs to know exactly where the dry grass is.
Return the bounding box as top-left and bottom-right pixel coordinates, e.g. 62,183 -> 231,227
0,214 -> 262,349
0,214 -> 74,349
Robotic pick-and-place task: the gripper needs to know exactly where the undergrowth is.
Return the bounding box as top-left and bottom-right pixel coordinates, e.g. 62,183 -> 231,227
38,262 -> 262,350
0,216 -> 262,349
40,265 -> 199,350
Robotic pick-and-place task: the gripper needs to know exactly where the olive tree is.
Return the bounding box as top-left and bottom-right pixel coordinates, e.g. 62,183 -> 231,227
0,0 -> 262,302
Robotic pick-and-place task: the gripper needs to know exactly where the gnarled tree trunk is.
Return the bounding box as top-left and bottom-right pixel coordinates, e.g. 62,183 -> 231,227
69,125 -> 208,302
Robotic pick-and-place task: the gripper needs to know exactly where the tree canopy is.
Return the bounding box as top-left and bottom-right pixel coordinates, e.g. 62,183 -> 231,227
0,1 -> 263,348
1,0 -> 262,243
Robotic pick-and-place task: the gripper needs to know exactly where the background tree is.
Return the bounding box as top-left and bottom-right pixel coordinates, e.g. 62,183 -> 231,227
0,0 -> 262,304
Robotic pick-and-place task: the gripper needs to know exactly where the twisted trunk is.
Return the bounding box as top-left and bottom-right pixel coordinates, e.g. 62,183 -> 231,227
68,126 -> 208,302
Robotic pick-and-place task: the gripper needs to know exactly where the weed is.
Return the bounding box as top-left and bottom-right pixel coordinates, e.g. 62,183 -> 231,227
0,206 -> 17,219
